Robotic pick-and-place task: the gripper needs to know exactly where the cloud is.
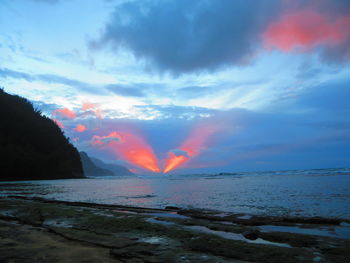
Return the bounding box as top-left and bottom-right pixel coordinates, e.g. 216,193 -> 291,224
92,0 -> 350,74
82,103 -> 97,111
263,9 -> 350,62
170,149 -> 190,158
60,76 -> 350,173
74,124 -> 87,132
91,132 -> 122,145
81,103 -> 102,119
93,0 -> 281,74
134,104 -> 215,120
53,108 -> 76,119
0,67 -> 102,94
105,84 -> 145,97
0,68 -> 33,81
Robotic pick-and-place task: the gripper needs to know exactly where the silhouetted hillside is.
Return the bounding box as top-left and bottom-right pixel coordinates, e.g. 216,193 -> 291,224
90,156 -> 134,176
79,152 -> 114,177
0,89 -> 84,180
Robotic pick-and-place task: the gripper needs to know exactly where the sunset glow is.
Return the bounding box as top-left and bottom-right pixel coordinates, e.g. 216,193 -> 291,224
163,124 -> 219,173
3,0 -> 349,174
92,131 -> 160,173
163,153 -> 189,173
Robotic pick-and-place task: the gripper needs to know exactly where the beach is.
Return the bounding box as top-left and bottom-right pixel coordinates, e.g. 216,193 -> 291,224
1,196 -> 349,262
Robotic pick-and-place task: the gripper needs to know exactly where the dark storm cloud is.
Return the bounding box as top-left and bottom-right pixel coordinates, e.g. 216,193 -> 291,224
94,0 -> 281,74
93,0 -> 350,73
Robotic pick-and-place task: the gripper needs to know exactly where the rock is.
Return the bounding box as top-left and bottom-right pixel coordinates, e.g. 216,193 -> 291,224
165,206 -> 180,210
243,230 -> 260,240
110,243 -> 163,263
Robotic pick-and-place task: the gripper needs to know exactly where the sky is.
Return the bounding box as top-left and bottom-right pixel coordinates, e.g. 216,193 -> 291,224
1,0 -> 350,174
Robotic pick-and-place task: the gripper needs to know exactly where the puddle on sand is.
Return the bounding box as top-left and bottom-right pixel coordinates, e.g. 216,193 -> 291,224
139,236 -> 169,244
43,219 -> 74,228
186,225 -> 291,248
147,212 -> 189,219
0,210 -> 17,217
113,209 -> 138,215
236,215 -> 252,220
259,225 -> 350,240
146,218 -> 175,225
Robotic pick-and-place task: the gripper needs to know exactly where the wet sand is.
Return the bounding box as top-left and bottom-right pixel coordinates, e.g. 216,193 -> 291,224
0,196 -> 349,262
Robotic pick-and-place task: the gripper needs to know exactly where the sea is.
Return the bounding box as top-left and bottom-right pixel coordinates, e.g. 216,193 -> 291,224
1,168 -> 350,219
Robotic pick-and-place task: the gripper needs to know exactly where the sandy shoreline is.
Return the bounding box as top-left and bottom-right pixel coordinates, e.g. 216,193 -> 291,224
0,196 -> 349,262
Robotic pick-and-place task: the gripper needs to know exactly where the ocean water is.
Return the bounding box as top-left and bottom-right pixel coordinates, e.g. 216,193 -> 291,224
1,168 -> 350,219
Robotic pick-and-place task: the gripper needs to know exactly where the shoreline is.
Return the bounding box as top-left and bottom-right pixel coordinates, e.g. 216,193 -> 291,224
5,195 -> 350,225
0,196 -> 349,262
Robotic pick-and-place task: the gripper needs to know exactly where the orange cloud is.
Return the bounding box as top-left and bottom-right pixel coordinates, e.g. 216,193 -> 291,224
53,108 -> 76,119
263,10 -> 350,52
74,124 -> 87,132
91,131 -> 160,173
163,123 -> 219,173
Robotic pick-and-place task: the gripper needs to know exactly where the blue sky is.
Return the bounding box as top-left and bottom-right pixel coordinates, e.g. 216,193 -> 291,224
1,0 -> 350,174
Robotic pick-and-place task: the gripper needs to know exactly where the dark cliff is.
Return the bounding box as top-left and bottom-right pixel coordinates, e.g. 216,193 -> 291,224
80,152 -> 134,177
79,152 -> 114,177
0,89 -> 84,180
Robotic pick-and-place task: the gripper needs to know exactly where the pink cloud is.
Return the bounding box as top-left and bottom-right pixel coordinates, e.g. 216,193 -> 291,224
74,124 -> 87,132
263,10 -> 350,52
81,102 -> 102,119
53,108 -> 76,119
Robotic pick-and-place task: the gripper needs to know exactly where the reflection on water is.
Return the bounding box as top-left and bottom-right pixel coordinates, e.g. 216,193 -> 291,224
259,224 -> 350,239
0,168 -> 350,219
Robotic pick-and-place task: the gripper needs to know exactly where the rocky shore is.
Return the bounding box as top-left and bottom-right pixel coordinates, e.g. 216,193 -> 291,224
0,196 -> 349,262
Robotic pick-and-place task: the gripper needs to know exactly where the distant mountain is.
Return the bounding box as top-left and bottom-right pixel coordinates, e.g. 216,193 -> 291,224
90,156 -> 134,176
0,89 -> 84,180
79,152 -> 114,177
